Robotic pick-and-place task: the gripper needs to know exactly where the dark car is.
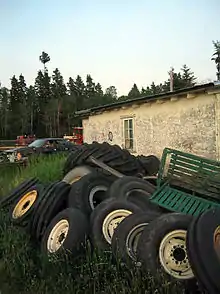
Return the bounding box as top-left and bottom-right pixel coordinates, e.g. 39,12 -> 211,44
0,138 -> 76,164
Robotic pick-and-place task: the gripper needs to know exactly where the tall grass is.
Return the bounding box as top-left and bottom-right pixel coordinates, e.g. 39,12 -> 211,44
0,154 -> 66,198
0,155 -> 186,294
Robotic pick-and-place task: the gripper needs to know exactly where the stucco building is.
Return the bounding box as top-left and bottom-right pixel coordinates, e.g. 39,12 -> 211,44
76,82 -> 220,160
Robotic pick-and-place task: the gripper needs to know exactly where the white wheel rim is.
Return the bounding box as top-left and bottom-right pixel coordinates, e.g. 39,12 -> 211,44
89,186 -> 107,210
126,223 -> 149,260
159,229 -> 194,280
47,219 -> 69,253
102,209 -> 132,244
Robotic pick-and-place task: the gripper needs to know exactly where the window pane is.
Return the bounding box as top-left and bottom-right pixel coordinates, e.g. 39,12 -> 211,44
124,120 -> 128,131
129,129 -> 133,139
124,130 -> 129,139
129,119 -> 133,129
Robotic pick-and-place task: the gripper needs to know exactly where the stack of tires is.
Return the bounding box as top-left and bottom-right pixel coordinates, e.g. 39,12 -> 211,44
63,141 -> 160,182
2,142 -> 218,293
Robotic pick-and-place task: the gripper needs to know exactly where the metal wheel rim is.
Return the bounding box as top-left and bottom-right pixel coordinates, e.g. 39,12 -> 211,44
0,154 -> 5,163
102,209 -> 132,244
126,223 -> 148,260
214,225 -> 220,259
89,185 -> 107,210
12,190 -> 37,219
159,229 -> 194,280
47,219 -> 69,253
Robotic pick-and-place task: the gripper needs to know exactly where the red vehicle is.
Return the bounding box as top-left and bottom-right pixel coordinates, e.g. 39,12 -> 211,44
16,135 -> 36,146
63,127 -> 83,145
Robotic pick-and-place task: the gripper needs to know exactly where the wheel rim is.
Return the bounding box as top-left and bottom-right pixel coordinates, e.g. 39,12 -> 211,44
102,209 -> 132,244
159,229 -> 194,279
12,190 -> 38,219
47,219 -> 69,253
89,186 -> 108,210
126,223 -> 148,260
214,225 -> 220,259
69,176 -> 82,184
0,155 -> 5,163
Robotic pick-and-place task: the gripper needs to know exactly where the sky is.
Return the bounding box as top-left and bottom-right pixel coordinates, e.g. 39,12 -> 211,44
0,0 -> 220,96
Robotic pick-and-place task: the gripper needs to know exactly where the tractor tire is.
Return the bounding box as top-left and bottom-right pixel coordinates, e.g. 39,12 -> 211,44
137,213 -> 195,283
90,198 -> 143,251
111,211 -> 160,264
186,213 -> 211,294
106,176 -> 162,213
9,183 -> 45,226
36,181 -> 71,241
187,208 -> 220,293
41,207 -> 89,256
63,142 -> 145,177
0,178 -> 39,209
136,155 -> 161,176
30,181 -> 60,238
62,165 -> 95,184
68,172 -> 116,216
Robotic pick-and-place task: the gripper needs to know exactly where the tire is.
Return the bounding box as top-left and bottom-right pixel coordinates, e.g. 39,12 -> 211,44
36,181 -> 71,241
137,213 -> 195,282
68,172 -> 116,216
187,208 -> 220,293
62,165 -> 95,184
30,181 -> 60,238
0,178 -> 39,209
186,214 -> 211,293
41,208 -> 89,256
90,198 -> 143,250
9,183 -> 45,225
0,153 -> 8,163
63,142 -> 145,177
137,155 -> 161,176
106,176 -> 162,213
111,211 -> 160,264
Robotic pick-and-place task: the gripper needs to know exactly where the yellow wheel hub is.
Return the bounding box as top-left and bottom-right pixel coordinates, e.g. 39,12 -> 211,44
12,190 -> 38,219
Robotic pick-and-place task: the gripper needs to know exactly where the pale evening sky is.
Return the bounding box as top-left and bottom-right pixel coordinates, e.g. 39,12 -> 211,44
0,0 -> 219,96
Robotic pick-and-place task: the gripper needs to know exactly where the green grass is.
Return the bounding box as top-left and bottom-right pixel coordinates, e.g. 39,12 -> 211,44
0,155 -> 186,294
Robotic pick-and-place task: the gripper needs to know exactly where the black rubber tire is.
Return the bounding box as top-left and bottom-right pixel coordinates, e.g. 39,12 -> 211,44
137,155 -> 161,176
186,214 -> 211,294
62,165 -> 95,184
36,181 -> 71,241
63,142 -> 145,177
41,207 -> 89,256
90,198 -> 143,250
137,213 -> 195,283
106,176 -> 162,213
111,211 -> 161,264
68,172 -> 116,216
187,208 -> 220,293
0,178 -> 39,209
30,181 -> 60,238
9,183 -> 45,226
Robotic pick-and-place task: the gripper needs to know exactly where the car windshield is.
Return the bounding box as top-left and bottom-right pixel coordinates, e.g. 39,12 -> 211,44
28,139 -> 46,148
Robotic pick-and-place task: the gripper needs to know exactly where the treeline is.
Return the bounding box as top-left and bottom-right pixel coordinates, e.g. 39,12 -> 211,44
0,52 -> 196,139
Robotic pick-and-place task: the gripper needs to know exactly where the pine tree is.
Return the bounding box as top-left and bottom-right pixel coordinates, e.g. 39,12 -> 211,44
39,51 -> 50,72
211,40 -> 220,81
181,64 -> 196,87
128,83 -> 140,98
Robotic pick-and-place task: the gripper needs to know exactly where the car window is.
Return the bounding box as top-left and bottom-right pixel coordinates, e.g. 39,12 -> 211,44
28,139 -> 46,148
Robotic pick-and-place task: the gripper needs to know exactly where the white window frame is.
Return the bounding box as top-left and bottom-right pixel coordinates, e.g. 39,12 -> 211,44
123,117 -> 135,152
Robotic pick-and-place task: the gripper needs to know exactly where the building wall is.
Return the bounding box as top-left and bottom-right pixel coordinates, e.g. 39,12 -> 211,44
82,92 -> 217,160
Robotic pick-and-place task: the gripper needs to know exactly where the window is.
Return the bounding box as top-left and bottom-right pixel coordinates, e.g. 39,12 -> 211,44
123,118 -> 134,150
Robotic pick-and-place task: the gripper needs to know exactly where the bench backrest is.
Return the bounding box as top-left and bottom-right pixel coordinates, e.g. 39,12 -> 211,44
157,148 -> 220,201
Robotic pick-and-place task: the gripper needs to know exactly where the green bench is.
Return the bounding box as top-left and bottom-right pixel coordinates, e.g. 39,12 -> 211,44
149,148 -> 220,216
